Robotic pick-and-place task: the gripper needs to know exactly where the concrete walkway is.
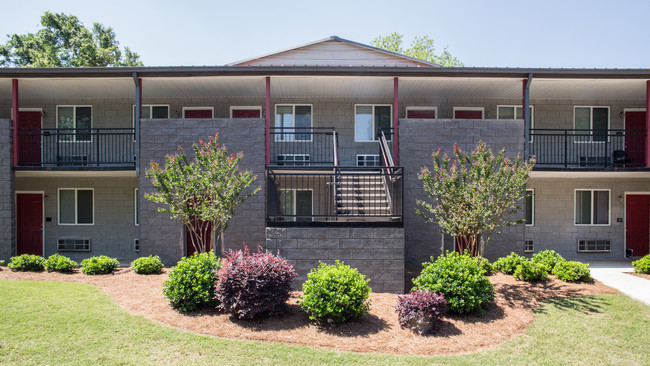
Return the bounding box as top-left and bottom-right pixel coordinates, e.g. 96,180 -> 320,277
588,260 -> 650,306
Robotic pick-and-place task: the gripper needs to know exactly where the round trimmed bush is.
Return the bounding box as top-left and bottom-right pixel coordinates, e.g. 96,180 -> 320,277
632,254 -> 650,274
131,255 -> 164,274
217,247 -> 297,319
531,250 -> 565,272
395,291 -> 447,335
412,251 -> 494,315
44,254 -> 78,273
8,254 -> 45,272
80,255 -> 120,275
552,261 -> 591,282
300,260 -> 371,323
163,252 -> 221,312
493,252 -> 527,275
513,260 -> 548,282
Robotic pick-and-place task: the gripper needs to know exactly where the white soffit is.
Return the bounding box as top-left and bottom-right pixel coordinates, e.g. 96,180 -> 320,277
399,77 -> 523,99
531,79 -> 646,100
15,170 -> 137,178
142,76 -> 266,98
17,78 -> 133,99
530,171 -> 650,179
271,76 -> 394,98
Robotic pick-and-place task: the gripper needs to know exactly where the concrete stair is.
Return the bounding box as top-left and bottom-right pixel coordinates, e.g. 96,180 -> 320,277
335,172 -> 391,217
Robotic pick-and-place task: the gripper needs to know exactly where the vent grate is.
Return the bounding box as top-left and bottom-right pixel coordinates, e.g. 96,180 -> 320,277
58,238 -> 91,252
578,239 -> 610,253
524,240 -> 534,253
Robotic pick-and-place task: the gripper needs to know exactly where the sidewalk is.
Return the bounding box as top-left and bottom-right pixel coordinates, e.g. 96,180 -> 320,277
588,261 -> 650,306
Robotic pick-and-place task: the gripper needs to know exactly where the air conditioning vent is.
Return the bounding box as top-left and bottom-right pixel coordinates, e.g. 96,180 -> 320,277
58,238 -> 91,252
524,240 -> 534,253
577,239 -> 610,253
134,239 -> 140,252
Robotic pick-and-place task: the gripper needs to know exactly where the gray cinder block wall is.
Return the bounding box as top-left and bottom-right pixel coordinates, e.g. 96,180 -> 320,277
139,118 -> 265,266
400,119 -> 526,266
266,227 -> 405,293
0,119 -> 14,261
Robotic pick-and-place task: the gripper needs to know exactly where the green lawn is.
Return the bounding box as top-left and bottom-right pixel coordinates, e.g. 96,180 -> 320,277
0,280 -> 648,365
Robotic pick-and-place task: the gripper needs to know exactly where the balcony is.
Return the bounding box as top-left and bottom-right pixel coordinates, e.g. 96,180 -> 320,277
16,128 -> 136,170
270,127 -> 338,166
529,129 -> 647,170
266,166 -> 403,224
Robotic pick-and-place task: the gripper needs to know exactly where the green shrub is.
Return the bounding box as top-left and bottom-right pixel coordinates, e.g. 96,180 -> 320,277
80,255 -> 120,275
0,260 -> 4,267
477,257 -> 493,275
493,252 -> 527,275
131,255 -> 164,274
632,255 -> 650,274
412,251 -> 494,314
531,250 -> 565,272
300,261 -> 371,323
44,254 -> 78,273
8,254 -> 45,272
163,252 -> 221,312
513,260 -> 548,281
552,261 -> 591,282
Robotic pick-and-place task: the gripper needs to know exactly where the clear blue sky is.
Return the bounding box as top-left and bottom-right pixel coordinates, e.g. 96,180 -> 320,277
2,0 -> 649,68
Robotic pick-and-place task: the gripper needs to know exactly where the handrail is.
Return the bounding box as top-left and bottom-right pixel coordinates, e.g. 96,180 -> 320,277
377,130 -> 395,212
332,130 -> 339,167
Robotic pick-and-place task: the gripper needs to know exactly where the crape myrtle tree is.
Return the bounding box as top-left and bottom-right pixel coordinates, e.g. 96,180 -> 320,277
145,133 -> 260,254
417,141 -> 535,258
371,32 -> 463,67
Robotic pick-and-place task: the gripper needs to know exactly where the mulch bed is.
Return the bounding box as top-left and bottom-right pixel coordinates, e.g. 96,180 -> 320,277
0,267 -> 618,356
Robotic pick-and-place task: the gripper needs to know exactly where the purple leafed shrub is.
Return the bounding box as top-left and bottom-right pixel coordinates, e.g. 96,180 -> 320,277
395,291 -> 447,335
215,245 -> 298,319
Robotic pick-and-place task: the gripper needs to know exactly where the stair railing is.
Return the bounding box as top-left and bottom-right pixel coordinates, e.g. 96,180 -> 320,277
378,130 -> 394,213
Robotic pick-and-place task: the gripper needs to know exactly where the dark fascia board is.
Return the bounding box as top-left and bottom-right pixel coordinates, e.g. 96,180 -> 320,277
1,66 -> 650,79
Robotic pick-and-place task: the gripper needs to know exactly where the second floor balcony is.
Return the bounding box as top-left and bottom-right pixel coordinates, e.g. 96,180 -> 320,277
16,128 -> 136,170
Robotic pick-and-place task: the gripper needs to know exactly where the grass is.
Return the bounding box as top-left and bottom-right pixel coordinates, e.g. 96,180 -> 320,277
0,280 -> 648,365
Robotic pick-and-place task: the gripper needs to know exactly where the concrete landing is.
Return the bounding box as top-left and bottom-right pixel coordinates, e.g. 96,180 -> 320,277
588,261 -> 650,306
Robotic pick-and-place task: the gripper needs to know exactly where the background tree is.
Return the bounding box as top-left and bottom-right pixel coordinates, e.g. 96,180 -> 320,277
371,32 -> 463,67
0,12 -> 142,67
145,133 -> 260,254
417,141 -> 535,257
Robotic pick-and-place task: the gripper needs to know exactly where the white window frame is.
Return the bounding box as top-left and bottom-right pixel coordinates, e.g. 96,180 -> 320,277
573,106 -> 610,143
452,107 -> 485,119
354,104 -> 393,142
574,189 -> 611,226
134,238 -> 140,252
497,105 -> 534,142
279,189 -> 314,222
229,106 -> 262,118
276,154 -> 311,166
405,106 -> 438,119
58,188 -> 94,226
275,104 -> 313,142
525,189 -> 534,226
356,154 -> 381,167
132,104 -> 170,126
182,106 -> 214,118
134,188 -> 139,226
56,105 -> 93,142
524,240 -> 534,253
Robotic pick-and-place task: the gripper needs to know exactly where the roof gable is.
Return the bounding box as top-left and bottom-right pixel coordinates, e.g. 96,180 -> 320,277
228,36 -> 439,67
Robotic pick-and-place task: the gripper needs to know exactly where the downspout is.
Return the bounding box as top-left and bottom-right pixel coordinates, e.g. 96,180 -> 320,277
265,76 -> 271,166
133,73 -> 141,175
393,77 -> 399,165
523,73 -> 533,159
12,79 -> 19,167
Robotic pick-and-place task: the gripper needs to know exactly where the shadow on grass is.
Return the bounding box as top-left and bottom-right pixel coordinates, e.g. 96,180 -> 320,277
534,296 -> 609,315
497,280 -> 595,310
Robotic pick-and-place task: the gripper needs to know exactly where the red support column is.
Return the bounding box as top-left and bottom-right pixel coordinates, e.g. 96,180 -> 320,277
646,80 -> 650,168
265,76 -> 271,166
12,79 -> 19,167
393,77 -> 399,165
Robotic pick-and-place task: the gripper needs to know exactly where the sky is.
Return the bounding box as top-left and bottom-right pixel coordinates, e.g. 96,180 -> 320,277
2,0 -> 649,68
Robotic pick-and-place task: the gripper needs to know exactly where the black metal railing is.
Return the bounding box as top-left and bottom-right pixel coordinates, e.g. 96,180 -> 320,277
17,128 -> 136,168
269,127 -> 337,166
266,166 -> 403,223
529,129 -> 647,168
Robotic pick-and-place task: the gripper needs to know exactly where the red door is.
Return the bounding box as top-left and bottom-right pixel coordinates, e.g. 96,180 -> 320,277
232,109 -> 261,118
18,111 -> 42,166
406,109 -> 436,119
16,193 -> 43,256
626,194 -> 650,257
184,109 -> 213,119
625,111 -> 646,167
454,110 -> 483,119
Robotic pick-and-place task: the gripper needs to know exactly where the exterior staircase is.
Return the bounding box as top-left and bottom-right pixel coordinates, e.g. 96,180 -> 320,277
334,171 -> 392,219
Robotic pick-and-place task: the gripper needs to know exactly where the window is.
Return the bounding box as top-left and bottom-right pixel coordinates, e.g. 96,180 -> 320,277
525,189 -> 534,226
405,106 -> 437,119
230,106 -> 262,118
524,240 -> 534,253
59,189 -> 94,225
134,239 -> 140,252
575,189 -> 610,225
574,106 -> 609,142
275,105 -> 312,141
357,154 -> 380,167
134,188 -> 139,226
577,239 -> 611,253
182,107 -> 213,119
279,190 -> 313,222
355,105 -> 392,142
57,106 -> 92,141
132,105 -> 170,125
498,105 -> 534,141
277,154 -> 310,166
453,107 -> 484,119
